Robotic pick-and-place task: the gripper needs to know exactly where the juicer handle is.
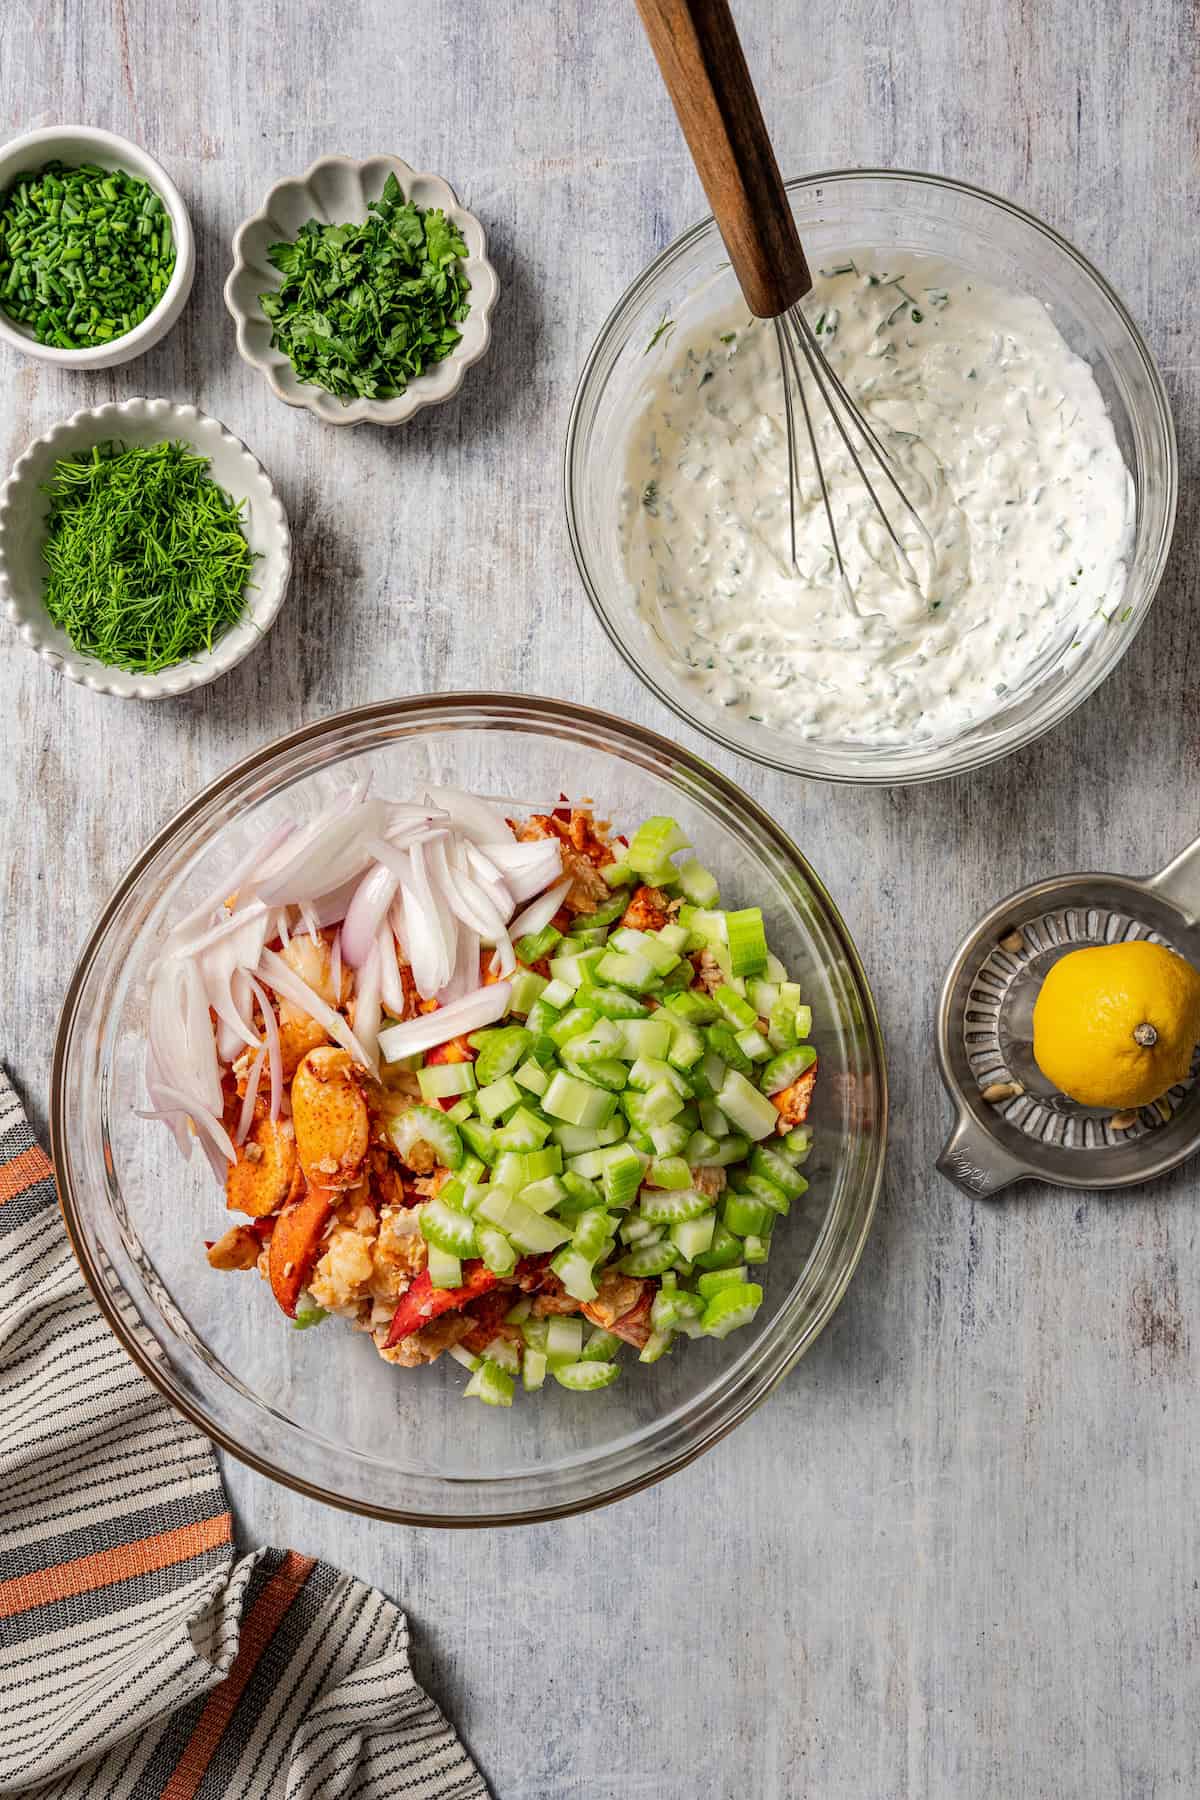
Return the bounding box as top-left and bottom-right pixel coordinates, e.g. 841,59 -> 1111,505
936,1108 -> 1032,1200
632,0 -> 812,317
1146,833 -> 1200,925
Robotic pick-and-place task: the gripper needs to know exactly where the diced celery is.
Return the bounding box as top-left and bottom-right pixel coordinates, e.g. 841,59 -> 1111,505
476,1073 -> 523,1122
722,1191 -> 772,1238
705,1021 -> 753,1075
551,1246 -> 599,1302
573,1207 -> 616,1260
459,1118 -> 498,1164
446,1097 -> 475,1123
646,1155 -> 692,1190
549,1005 -> 600,1048
794,1005 -> 813,1038
475,1360 -> 515,1406
617,1017 -> 674,1061
627,815 -> 689,873
521,1317 -> 549,1351
764,953 -> 788,982
702,1281 -> 763,1338
515,924 -> 563,965
576,982 -> 649,1020
448,1343 -> 482,1372
551,1118 -> 625,1153
524,996 -> 562,1036
388,1105 -> 464,1170
562,1054 -> 628,1092
561,1168 -> 603,1210
554,1360 -> 620,1391
684,1131 -> 722,1165
514,1057 -> 550,1097
508,968 -> 548,1016
743,1234 -> 770,1264
649,1118 -> 691,1157
460,1153 -> 487,1185
426,1243 -> 463,1289
627,1127 -> 655,1154
538,976 -> 574,1011
749,1144 -> 808,1200
596,948 -> 659,993
675,858 -> 720,907
628,1056 -> 690,1098
544,1070 -> 617,1128
697,1266 -> 749,1299
714,985 -> 759,1029
761,1044 -> 818,1094
522,1347 -> 548,1391
478,1226 -> 518,1275
725,908 -> 768,977
475,1189 -> 571,1254
703,1133 -> 751,1167
735,1027 -> 772,1063
747,978 -> 780,1018
634,1082 -> 685,1127
665,1017 -> 705,1070
470,1025 -> 532,1085
495,1106 -> 552,1152
717,1070 -> 779,1140
700,1099 -> 731,1138
638,1329 -> 674,1364
620,1214 -> 662,1246
482,1335 -> 520,1374
617,1240 -> 678,1277
548,948 -> 606,990
546,1316 -> 584,1368
609,927 -> 680,976
420,1199 -> 479,1258
568,1019 -> 625,1063
602,858 -> 635,887
767,998 -> 798,1051
640,1185 -> 712,1225
665,988 -> 720,1025
520,1174 -> 567,1213
582,1327 -> 622,1362
417,1061 -> 477,1102
652,1287 -> 704,1332
602,1143 -> 646,1208
739,1171 -> 790,1215
693,1222 -> 743,1270
781,1125 -> 814,1162
685,906 -> 728,946
656,921 -> 691,955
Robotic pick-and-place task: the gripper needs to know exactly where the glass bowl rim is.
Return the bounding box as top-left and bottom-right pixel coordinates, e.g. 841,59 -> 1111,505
563,165 -> 1179,788
51,690 -> 889,1526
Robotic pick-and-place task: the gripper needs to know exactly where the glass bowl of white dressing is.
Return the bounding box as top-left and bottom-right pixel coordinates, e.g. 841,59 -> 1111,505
565,169 -> 1176,785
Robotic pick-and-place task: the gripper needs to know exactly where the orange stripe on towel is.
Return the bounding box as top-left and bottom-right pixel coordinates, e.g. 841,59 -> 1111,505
0,1144 -> 52,1205
0,1512 -> 233,1618
161,1550 -> 317,1800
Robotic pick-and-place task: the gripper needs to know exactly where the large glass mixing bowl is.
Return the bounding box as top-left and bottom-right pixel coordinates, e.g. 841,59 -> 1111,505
565,169 -> 1177,785
52,695 -> 886,1525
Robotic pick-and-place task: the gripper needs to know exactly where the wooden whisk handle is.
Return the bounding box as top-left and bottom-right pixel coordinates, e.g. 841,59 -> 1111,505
634,0 -> 812,318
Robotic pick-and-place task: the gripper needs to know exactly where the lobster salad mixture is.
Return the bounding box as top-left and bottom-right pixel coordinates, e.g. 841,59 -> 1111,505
145,784 -> 817,1406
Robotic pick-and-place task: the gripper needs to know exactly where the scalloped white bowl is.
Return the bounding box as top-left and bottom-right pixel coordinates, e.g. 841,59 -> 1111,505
224,154 -> 499,428
0,398 -> 291,699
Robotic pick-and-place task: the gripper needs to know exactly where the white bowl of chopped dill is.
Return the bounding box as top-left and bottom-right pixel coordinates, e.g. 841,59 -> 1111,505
225,154 -> 499,426
0,126 -> 194,368
0,398 -> 291,699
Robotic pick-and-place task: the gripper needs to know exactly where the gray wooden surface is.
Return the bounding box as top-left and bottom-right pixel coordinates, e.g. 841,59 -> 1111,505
3,2 -> 1198,1794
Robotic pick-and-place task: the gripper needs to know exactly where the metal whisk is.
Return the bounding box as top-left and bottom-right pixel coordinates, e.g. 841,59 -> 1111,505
634,0 -> 929,599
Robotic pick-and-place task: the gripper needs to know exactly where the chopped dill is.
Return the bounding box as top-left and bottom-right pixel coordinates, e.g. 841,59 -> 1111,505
40,439 -> 257,674
646,315 -> 675,354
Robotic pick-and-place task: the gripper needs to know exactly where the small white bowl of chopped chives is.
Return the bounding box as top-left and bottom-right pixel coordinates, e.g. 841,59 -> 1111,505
224,154 -> 499,427
0,398 -> 291,699
0,126 -> 195,369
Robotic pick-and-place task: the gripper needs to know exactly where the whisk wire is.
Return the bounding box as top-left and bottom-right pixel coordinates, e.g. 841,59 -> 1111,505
776,304 -> 934,600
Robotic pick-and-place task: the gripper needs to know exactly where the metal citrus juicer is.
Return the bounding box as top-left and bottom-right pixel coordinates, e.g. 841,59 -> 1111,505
936,833 -> 1200,1197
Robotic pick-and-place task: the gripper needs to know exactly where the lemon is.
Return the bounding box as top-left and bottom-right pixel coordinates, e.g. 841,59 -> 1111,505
1032,939 -> 1200,1110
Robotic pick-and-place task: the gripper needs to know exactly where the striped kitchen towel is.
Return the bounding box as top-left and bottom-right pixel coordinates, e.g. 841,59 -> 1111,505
0,1069 -> 488,1800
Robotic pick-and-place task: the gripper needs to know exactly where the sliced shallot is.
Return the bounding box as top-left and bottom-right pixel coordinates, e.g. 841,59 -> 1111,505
257,947 -> 378,1075
247,974 -> 283,1121
426,785 -> 515,846
376,981 -> 513,1063
508,875 -> 572,941
236,1047 -> 267,1144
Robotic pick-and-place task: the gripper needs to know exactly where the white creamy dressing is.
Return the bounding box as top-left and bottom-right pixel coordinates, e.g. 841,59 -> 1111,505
618,257 -> 1135,746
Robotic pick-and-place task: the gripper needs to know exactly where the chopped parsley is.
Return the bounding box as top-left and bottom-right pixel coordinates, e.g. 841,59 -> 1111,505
259,173 -> 470,403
